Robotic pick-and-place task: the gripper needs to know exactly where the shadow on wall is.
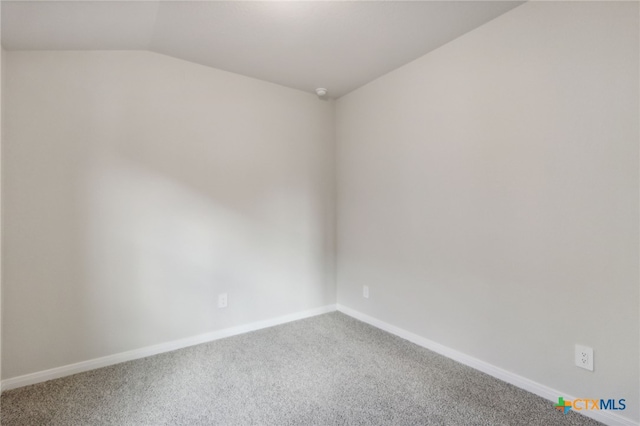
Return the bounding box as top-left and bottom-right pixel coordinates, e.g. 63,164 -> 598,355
3,50 -> 335,379
80,154 -> 329,356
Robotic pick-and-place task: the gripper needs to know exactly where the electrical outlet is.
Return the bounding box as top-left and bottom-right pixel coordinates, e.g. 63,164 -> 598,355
218,293 -> 228,308
363,285 -> 369,299
575,344 -> 593,371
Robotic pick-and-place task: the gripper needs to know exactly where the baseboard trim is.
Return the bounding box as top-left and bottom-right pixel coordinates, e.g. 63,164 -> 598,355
336,304 -> 637,426
1,304 -> 337,392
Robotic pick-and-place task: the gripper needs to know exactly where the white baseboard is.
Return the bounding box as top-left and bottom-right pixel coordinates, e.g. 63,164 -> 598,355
1,304 -> 337,392
336,304 -> 637,426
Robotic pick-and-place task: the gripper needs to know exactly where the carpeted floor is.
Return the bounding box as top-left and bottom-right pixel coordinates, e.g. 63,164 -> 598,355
1,312 -> 601,425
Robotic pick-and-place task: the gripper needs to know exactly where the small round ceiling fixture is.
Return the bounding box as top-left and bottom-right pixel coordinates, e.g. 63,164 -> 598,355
316,88 -> 328,97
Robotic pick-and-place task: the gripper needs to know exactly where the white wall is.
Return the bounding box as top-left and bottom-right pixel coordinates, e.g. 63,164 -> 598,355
336,1 -> 639,423
2,50 -> 335,379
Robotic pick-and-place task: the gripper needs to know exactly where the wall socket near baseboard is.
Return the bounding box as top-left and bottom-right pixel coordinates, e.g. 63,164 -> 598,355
363,285 -> 369,299
575,344 -> 593,371
218,293 -> 228,308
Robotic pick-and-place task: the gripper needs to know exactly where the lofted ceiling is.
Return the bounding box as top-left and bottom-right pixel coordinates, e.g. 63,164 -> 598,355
1,1 -> 524,98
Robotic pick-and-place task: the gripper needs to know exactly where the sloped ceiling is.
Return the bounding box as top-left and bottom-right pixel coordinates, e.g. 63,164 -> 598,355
2,1 -> 524,98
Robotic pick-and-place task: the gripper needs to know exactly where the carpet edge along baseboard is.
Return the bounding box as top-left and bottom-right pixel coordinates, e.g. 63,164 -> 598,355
335,304 -> 637,426
1,305 -> 337,391
2,303 -> 636,426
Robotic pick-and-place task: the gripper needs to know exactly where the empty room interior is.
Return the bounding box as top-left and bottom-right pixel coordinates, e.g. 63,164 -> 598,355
0,1 -> 638,425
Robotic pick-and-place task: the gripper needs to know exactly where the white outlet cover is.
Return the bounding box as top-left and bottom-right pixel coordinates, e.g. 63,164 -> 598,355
218,293 -> 228,308
575,344 -> 594,371
363,285 -> 369,299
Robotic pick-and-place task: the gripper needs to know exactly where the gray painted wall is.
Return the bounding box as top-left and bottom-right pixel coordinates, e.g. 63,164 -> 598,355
2,50 -> 335,379
336,2 -> 639,422
1,45 -> 4,393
